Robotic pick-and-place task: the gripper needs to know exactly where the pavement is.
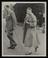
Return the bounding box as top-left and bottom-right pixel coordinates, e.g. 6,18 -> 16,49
2,20 -> 46,56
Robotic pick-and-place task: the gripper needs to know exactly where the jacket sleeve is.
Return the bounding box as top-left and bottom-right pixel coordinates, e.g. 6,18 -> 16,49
30,14 -> 37,27
24,15 -> 30,24
32,15 -> 37,27
11,11 -> 17,28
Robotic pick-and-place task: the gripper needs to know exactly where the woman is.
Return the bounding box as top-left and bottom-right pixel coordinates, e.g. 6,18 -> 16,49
23,7 -> 40,55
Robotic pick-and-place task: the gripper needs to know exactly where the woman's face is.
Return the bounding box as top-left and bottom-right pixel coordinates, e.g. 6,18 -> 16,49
27,9 -> 32,14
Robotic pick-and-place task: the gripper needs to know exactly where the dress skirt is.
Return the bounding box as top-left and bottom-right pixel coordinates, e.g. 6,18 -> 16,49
24,27 -> 40,48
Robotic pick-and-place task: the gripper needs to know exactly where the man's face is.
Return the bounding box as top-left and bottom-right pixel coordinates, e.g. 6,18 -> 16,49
3,6 -> 9,18
4,6 -> 9,11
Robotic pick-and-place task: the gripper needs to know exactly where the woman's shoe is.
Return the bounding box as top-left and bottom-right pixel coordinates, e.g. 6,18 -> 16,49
25,52 -> 32,55
35,46 -> 38,52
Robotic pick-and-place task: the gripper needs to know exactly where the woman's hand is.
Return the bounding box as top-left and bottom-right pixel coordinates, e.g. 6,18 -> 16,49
5,27 -> 7,33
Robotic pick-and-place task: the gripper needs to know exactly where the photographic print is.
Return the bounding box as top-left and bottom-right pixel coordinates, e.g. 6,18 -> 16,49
2,1 -> 46,57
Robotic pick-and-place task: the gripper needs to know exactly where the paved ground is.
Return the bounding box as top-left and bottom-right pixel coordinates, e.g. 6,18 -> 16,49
2,20 -> 46,56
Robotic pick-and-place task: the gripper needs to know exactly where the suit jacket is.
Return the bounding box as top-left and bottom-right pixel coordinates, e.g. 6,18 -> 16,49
5,9 -> 17,32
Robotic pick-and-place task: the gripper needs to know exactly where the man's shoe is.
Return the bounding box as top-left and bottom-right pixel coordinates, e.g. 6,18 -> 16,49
8,44 -> 17,49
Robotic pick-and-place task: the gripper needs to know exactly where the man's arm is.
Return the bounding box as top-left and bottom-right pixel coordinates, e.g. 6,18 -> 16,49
11,11 -> 17,29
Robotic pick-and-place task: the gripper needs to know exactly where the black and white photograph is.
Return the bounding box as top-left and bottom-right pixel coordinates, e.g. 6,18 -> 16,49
2,1 -> 46,56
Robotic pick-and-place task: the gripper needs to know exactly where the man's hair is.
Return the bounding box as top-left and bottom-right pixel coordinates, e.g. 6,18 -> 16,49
5,5 -> 9,8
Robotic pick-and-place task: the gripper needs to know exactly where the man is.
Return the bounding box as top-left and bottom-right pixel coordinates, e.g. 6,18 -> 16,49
3,5 -> 17,49
23,7 -> 40,55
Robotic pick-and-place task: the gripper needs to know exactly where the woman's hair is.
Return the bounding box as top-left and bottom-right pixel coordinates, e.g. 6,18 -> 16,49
27,7 -> 32,11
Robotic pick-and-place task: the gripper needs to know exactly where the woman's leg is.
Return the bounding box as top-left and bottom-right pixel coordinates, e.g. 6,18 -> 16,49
24,29 -> 33,55
31,28 -> 40,52
26,28 -> 39,54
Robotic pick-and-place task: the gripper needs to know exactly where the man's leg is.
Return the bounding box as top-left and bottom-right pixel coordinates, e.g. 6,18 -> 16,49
10,40 -> 13,47
7,32 -> 17,49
